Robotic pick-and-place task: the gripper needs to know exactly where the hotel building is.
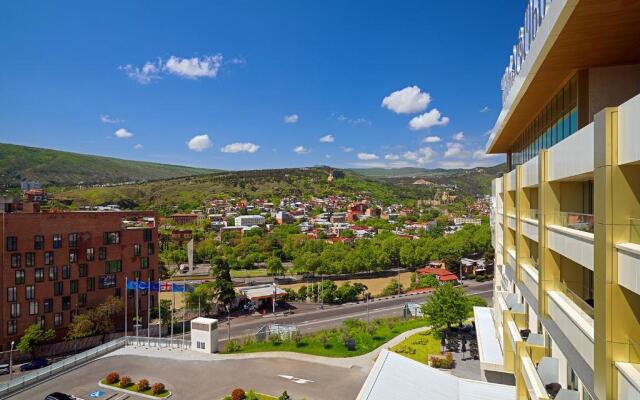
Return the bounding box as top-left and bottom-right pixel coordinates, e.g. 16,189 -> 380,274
0,208 -> 159,350
482,1 -> 640,399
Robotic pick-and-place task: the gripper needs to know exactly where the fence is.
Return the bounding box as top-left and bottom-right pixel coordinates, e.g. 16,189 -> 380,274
124,335 -> 191,349
0,337 -> 126,399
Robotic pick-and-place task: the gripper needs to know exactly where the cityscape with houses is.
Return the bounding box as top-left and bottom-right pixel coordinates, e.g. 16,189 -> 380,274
1,0 -> 639,399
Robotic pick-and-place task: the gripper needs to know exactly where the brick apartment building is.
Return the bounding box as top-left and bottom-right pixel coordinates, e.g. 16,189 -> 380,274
0,209 -> 159,350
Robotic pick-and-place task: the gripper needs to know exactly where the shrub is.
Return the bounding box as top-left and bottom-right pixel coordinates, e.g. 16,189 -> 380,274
278,391 -> 291,400
105,372 -> 119,384
119,376 -> 131,388
231,388 -> 246,400
316,331 -> 329,348
151,382 -> 165,395
137,379 -> 150,392
268,333 -> 282,345
225,339 -> 242,352
291,331 -> 303,347
430,352 -> 455,369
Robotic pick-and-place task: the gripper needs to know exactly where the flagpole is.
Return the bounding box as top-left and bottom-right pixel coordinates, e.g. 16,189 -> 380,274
182,276 -> 186,348
125,277 -> 128,347
147,277 -> 151,346
171,284 -> 175,348
158,281 -> 162,347
135,280 -> 139,346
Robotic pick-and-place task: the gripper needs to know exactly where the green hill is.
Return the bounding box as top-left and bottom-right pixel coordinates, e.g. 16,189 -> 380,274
0,143 -> 214,187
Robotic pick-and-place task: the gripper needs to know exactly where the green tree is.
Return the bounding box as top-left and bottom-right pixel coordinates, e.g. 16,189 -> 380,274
66,296 -> 124,342
381,279 -> 403,297
17,324 -> 55,355
421,283 -> 470,331
211,257 -> 237,313
266,256 -> 284,278
185,282 -> 216,314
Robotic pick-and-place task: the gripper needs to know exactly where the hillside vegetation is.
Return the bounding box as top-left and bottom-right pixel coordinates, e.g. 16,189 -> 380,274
0,143 -> 213,187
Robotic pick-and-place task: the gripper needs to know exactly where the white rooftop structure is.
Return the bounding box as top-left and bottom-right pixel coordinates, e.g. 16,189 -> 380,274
357,349 -> 515,400
190,317 -> 219,353
239,284 -> 286,300
473,306 -> 505,373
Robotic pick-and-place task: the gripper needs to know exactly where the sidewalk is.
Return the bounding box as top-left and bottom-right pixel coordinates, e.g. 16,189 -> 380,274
104,326 -> 430,371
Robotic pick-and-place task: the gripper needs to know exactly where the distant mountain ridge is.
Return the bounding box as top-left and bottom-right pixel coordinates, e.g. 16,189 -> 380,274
350,164 -> 505,178
0,143 -> 215,187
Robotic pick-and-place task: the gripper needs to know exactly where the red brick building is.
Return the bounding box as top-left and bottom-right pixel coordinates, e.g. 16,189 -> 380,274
0,210 -> 159,350
171,213 -> 198,225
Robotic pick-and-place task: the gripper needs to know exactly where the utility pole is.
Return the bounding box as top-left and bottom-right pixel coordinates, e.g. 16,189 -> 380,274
9,341 -> 14,381
227,304 -> 231,342
397,268 -> 401,296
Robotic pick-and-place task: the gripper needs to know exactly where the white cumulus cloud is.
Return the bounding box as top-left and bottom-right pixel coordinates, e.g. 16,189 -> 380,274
341,146 -> 354,153
187,134 -> 213,152
357,152 -> 379,160
473,149 -> 499,160
319,134 -> 335,143
381,86 -> 431,114
100,114 -> 122,124
221,142 -> 260,153
403,151 -> 418,161
133,144 -> 143,150
416,147 -> 436,165
120,61 -> 162,84
284,114 -> 299,124
114,128 -> 133,139
444,142 -> 463,158
293,145 -> 310,154
409,109 -> 450,131
384,154 -> 400,160
164,54 -> 223,79
422,136 -> 441,143
453,132 -> 465,141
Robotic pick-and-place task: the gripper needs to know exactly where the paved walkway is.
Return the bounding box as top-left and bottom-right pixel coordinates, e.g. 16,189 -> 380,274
106,325 -> 431,371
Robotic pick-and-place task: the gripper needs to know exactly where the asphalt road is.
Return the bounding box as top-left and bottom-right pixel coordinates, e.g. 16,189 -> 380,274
173,280 -> 493,343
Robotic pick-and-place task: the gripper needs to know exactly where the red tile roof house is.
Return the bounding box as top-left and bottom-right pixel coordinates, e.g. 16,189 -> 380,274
416,267 -> 460,284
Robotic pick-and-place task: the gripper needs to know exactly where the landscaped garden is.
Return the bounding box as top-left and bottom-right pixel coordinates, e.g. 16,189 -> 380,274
222,388 -> 291,400
390,330 -> 441,365
223,316 -> 429,357
101,372 -> 170,398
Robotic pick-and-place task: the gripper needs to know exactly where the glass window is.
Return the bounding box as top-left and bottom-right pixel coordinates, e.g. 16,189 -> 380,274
43,298 -> 53,313
6,237 -> 17,252
99,247 -> 107,260
103,232 -> 120,245
62,265 -> 71,279
29,301 -> 38,316
25,252 -> 35,267
44,251 -> 54,265
134,271 -> 141,281
87,277 -> 95,291
141,257 -> 149,269
53,234 -> 63,249
35,268 -> 44,283
79,293 -> 87,308
70,280 -> 78,294
147,242 -> 154,256
15,270 -> 25,285
34,235 -> 44,250
100,274 -> 116,289
25,285 -> 35,300
69,249 -> 78,264
54,313 -> 62,327
10,303 -> 20,318
54,281 -> 63,296
68,233 -> 78,249
79,264 -> 88,278
49,266 -> 58,281
134,243 -> 141,257
143,229 -> 152,242
8,320 -> 17,335
86,247 -> 95,261
37,315 -> 45,329
11,253 -> 21,268
7,287 -> 17,302
105,260 -> 122,274
563,114 -> 571,140
62,296 -> 70,310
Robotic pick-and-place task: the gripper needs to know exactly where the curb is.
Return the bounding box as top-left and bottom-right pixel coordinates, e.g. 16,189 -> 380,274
98,381 -> 173,399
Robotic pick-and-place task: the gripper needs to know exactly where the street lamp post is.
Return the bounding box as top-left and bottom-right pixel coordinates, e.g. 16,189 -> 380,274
226,304 -> 231,342
272,282 -> 277,314
9,341 -> 14,381
366,293 -> 370,325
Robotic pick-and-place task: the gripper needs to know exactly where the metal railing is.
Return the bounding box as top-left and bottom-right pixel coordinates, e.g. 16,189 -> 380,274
553,211 -> 594,233
125,335 -> 191,349
558,281 -> 594,319
0,337 -> 126,398
522,209 -> 540,221
506,208 -> 517,218
630,218 -> 640,245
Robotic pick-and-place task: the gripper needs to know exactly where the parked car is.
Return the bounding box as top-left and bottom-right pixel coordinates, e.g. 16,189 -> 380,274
0,364 -> 9,375
19,358 -> 48,371
44,393 -> 75,400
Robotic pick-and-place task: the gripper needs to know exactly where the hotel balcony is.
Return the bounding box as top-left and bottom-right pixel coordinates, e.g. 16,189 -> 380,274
520,348 -> 580,400
547,287 -> 595,369
520,259 -> 539,303
547,122 -> 594,182
521,209 -> 539,242
522,155 -> 539,188
496,176 -> 504,195
547,212 -> 594,271
506,169 -> 517,192
506,247 -> 517,282
507,209 -> 517,231
615,219 -> 640,296
616,342 -> 640,399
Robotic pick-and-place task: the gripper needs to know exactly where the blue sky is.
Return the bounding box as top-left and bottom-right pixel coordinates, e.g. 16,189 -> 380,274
0,1 -> 523,170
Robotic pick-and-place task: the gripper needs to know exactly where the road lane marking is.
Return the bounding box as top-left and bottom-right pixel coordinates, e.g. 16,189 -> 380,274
278,374 -> 314,384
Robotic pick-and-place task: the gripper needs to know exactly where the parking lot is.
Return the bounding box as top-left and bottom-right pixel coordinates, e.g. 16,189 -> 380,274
9,354 -> 368,400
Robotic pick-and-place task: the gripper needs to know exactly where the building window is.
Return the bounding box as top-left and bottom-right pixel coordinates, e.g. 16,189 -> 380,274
6,236 -> 17,252
70,280 -> 78,294
134,271 -> 141,281
10,303 -> 20,318
98,247 -> 107,260
86,248 -> 95,261
25,285 -> 35,300
11,253 -> 21,268
105,260 -> 122,274
54,281 -> 63,296
62,265 -> 71,279
34,235 -> 44,250
140,257 -> 149,269
35,268 -> 44,283
78,293 -> 87,308
25,252 -> 35,267
54,313 -> 62,327
87,277 -> 95,292
44,251 -> 54,265
99,274 -> 116,289
15,270 -> 25,285
147,242 -> 155,256
8,320 -> 17,335
134,243 -> 141,256
69,249 -> 78,264
43,298 -> 53,313
68,233 -> 78,249
143,229 -> 152,242
79,264 -> 88,278
148,269 -> 155,281
37,315 -> 44,328
7,287 -> 16,302
103,232 -> 120,245
197,341 -> 205,349
48,266 -> 57,281
29,301 -> 38,315
53,234 -> 63,249
62,296 -> 71,310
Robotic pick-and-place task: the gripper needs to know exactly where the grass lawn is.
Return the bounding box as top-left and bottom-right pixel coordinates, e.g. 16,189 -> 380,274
390,330 -> 442,365
280,272 -> 414,297
100,379 -> 171,398
224,317 -> 429,357
230,268 -> 270,278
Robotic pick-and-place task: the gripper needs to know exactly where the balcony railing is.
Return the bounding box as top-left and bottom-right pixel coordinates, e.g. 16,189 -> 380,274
558,281 -> 594,319
553,211 -> 594,233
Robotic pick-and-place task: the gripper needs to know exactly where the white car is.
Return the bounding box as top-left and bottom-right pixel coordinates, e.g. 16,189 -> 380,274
0,363 -> 9,375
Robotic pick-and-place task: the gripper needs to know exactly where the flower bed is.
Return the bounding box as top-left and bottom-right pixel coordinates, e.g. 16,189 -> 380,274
100,371 -> 170,398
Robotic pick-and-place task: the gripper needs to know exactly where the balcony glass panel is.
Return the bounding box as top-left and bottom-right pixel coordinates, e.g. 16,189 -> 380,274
554,212 -> 594,233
